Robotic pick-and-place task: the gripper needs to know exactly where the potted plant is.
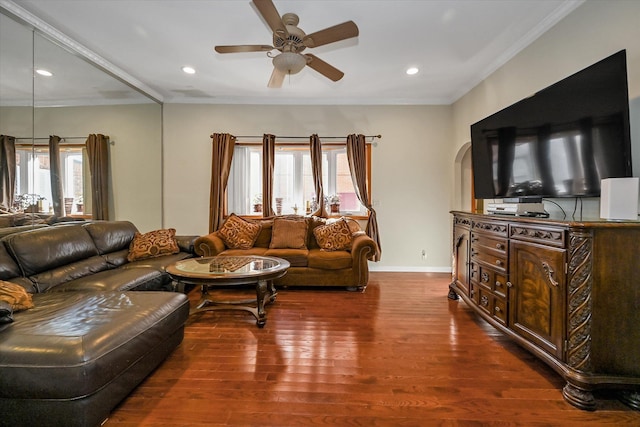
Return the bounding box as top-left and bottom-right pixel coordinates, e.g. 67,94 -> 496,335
75,196 -> 84,213
329,194 -> 340,213
14,193 -> 45,213
252,194 -> 262,213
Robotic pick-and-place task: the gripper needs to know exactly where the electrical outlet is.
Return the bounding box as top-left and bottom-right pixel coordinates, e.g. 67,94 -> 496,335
421,249 -> 426,260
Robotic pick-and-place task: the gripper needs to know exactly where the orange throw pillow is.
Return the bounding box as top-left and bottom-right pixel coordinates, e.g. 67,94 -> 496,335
313,218 -> 354,251
128,228 -> 180,261
0,280 -> 34,311
218,214 -> 262,249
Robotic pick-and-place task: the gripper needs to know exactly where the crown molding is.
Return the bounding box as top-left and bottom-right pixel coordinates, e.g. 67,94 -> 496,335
0,0 -> 164,104
449,0 -> 586,103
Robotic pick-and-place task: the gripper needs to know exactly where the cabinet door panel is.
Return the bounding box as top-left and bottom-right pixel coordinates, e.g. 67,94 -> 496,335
509,241 -> 566,360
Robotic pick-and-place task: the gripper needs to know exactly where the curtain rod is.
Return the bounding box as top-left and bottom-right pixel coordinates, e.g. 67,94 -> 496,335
14,136 -> 113,144
228,134 -> 382,141
14,136 -> 105,141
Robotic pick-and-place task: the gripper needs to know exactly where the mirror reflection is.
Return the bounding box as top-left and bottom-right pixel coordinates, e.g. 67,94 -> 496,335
1,9 -> 163,231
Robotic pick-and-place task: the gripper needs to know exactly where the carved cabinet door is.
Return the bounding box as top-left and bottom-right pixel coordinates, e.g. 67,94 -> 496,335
453,225 -> 470,296
508,240 -> 566,360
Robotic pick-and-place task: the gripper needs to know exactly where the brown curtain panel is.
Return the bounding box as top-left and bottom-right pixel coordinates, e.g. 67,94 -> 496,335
346,133 -> 381,261
209,133 -> 236,232
262,134 -> 276,217
310,134 -> 328,217
86,133 -> 110,220
48,135 -> 65,216
0,135 -> 16,211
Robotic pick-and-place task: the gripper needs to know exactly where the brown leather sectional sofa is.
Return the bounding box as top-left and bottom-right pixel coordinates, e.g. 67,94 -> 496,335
0,221 -> 197,427
194,215 -> 378,290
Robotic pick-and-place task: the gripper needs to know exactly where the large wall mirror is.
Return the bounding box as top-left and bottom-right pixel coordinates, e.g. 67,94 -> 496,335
1,6 -> 163,231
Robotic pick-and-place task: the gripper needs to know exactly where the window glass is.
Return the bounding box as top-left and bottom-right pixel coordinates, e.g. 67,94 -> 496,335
14,145 -> 85,214
227,143 -> 369,216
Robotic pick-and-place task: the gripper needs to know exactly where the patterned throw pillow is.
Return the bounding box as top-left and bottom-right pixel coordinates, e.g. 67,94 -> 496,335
269,217 -> 308,249
313,218 -> 354,251
218,214 -> 262,249
127,228 -> 180,262
0,280 -> 34,312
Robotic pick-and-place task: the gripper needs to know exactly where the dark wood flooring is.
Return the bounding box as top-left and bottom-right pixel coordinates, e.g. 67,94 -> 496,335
105,272 -> 640,426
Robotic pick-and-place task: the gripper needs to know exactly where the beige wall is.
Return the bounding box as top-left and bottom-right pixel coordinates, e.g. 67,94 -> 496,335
451,0 -> 640,217
163,104 -> 453,271
1,103 -> 163,232
6,1 -> 639,271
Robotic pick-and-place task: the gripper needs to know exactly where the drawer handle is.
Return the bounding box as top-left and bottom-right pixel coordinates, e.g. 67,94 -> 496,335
495,243 -> 504,250
506,281 -> 513,288
494,306 -> 501,313
495,260 -> 503,266
470,290 -> 475,297
495,281 -> 502,288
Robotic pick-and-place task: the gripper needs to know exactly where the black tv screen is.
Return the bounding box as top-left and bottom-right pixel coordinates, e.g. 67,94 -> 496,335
471,50 -> 632,200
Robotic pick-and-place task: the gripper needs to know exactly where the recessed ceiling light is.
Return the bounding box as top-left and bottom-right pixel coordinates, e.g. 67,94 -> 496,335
182,66 -> 196,74
406,67 -> 419,76
35,68 -> 53,77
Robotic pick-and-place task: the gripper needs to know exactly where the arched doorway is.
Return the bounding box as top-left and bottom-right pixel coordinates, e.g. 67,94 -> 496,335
453,142 -> 477,212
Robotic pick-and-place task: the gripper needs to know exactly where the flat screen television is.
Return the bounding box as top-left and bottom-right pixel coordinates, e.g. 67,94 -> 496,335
471,50 -> 632,201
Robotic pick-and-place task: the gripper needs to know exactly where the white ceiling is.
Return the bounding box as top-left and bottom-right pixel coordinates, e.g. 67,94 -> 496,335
7,0 -> 584,105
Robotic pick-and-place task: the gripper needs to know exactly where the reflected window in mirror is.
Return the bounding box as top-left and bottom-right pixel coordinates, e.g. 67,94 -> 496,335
15,143 -> 86,215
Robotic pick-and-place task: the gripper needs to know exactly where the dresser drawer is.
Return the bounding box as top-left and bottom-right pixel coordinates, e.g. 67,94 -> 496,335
470,283 -> 507,326
470,248 -> 507,272
471,233 -> 507,255
471,264 -> 507,297
493,296 -> 507,325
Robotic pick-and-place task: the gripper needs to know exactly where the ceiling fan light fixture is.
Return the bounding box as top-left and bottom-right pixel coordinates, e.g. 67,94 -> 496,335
272,52 -> 306,75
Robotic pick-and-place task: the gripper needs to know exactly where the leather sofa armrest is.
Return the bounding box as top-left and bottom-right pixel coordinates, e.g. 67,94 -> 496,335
194,232 -> 226,257
175,235 -> 200,254
350,233 -> 378,287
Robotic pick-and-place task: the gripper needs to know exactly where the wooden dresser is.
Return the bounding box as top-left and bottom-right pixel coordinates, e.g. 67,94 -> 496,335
450,211 -> 640,411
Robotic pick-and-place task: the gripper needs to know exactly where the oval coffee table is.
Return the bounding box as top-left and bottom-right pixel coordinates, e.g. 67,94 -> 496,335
166,256 -> 290,327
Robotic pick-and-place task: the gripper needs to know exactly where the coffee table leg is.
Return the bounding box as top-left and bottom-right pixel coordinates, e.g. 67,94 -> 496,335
256,279 -> 268,327
269,280 -> 277,302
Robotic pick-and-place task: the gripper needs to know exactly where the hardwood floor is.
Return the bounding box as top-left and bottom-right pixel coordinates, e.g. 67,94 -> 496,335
105,272 -> 640,426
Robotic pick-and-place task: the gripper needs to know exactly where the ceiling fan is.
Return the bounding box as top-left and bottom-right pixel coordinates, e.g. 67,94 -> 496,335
214,0 -> 359,88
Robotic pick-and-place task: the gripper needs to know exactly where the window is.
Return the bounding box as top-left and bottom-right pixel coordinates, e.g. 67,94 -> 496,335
227,143 -> 371,217
15,144 -> 86,214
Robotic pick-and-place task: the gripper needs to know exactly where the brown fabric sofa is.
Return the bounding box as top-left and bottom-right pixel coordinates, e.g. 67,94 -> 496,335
194,215 -> 378,290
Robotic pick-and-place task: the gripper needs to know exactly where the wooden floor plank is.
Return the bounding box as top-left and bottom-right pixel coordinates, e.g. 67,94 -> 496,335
105,272 -> 640,426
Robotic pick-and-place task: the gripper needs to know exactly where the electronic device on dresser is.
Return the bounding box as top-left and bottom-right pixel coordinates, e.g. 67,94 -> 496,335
471,50 -> 632,204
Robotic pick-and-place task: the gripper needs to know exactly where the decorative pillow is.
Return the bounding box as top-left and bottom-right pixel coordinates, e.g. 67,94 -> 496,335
313,218 -> 354,251
0,280 -> 34,312
127,228 -> 180,262
269,217 -> 308,249
218,214 -> 262,249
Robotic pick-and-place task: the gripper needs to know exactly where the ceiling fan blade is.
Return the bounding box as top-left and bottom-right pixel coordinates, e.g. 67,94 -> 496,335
305,54 -> 344,82
303,21 -> 359,48
268,67 -> 286,88
215,45 -> 274,53
252,0 -> 288,39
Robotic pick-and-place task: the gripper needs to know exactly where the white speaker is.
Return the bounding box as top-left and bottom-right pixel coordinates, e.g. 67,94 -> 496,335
600,177 -> 639,220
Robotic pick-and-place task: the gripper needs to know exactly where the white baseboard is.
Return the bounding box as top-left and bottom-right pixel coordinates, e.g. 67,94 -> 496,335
369,265 -> 452,273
